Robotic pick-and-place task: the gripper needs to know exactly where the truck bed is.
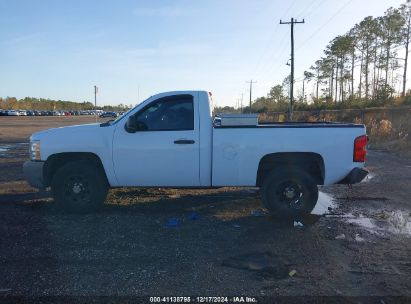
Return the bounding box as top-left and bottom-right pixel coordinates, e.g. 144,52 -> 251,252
211,123 -> 366,187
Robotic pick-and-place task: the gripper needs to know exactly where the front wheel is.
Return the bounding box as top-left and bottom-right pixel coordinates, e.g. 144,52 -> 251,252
51,160 -> 108,213
261,168 -> 318,217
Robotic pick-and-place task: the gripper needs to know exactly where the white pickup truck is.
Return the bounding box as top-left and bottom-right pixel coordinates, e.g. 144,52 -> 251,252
23,90 -> 368,216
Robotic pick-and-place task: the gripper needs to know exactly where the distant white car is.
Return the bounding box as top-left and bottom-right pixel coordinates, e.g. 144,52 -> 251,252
7,110 -> 20,116
19,110 -> 27,116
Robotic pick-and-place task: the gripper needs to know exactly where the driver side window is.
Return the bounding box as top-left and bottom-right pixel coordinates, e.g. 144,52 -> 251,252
135,95 -> 194,131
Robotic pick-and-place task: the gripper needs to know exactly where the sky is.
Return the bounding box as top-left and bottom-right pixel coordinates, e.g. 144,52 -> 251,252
0,0 -> 406,107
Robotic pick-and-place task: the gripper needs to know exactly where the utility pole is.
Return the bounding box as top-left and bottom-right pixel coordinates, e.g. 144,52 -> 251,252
240,93 -> 244,113
94,85 -> 98,122
403,7 -> 411,97
302,78 -> 305,102
280,18 -> 305,121
246,80 -> 256,113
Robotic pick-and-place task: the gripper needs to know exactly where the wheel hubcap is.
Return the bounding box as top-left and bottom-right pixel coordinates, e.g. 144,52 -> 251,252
72,183 -> 83,194
63,175 -> 91,204
272,181 -> 305,210
284,187 -> 296,199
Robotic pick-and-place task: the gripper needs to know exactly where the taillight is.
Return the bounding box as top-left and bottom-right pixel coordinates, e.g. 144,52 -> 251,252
353,135 -> 368,162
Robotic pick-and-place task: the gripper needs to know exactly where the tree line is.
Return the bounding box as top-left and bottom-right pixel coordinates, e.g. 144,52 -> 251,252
249,1 -> 411,113
0,96 -> 132,112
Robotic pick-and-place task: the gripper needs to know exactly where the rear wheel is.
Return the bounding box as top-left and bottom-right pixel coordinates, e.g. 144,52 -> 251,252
261,168 -> 318,217
51,160 -> 108,213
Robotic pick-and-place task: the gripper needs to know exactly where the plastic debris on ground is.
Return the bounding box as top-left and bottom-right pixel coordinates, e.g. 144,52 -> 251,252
187,211 -> 200,221
354,234 -> 365,242
165,218 -> 180,227
335,233 -> 346,240
293,221 -> 304,228
288,270 -> 297,277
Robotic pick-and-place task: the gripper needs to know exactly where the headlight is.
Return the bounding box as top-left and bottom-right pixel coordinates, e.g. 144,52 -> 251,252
29,140 -> 41,161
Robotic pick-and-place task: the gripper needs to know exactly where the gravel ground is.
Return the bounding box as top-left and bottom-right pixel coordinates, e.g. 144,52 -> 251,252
0,117 -> 410,302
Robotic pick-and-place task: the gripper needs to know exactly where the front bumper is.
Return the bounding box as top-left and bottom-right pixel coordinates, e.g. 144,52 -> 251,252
23,161 -> 45,189
337,167 -> 369,184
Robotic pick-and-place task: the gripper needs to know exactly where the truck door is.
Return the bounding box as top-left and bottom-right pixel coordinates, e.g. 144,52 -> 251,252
112,94 -> 200,187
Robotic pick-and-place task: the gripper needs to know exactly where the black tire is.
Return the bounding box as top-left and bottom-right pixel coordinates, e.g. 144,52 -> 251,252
51,160 -> 108,213
261,167 -> 318,218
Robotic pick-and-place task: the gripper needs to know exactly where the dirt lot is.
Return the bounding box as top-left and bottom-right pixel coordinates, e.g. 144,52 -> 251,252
0,116 -> 410,301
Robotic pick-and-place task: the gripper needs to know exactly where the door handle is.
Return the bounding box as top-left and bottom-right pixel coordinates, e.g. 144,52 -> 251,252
174,139 -> 195,144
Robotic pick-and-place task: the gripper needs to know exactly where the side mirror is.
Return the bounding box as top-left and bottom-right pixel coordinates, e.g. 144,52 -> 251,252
125,115 -> 137,133
125,115 -> 148,133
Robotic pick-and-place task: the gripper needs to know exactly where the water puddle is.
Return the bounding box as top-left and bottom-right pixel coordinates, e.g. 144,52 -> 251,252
344,211 -> 411,237
311,192 -> 336,215
347,216 -> 378,230
363,172 -> 376,183
316,190 -> 411,237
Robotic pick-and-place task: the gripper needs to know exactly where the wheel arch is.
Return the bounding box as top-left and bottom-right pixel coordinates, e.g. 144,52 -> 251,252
256,152 -> 325,186
43,152 -> 109,187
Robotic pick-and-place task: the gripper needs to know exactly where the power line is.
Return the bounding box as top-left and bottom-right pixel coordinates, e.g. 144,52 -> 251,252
258,34 -> 290,80
280,18 -> 305,121
281,0 -> 298,18
256,0 -> 329,97
240,0 -> 333,105
255,30 -> 289,81
297,0 -> 327,19
297,0 -> 354,51
251,0 -> 299,78
296,0 -> 319,18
